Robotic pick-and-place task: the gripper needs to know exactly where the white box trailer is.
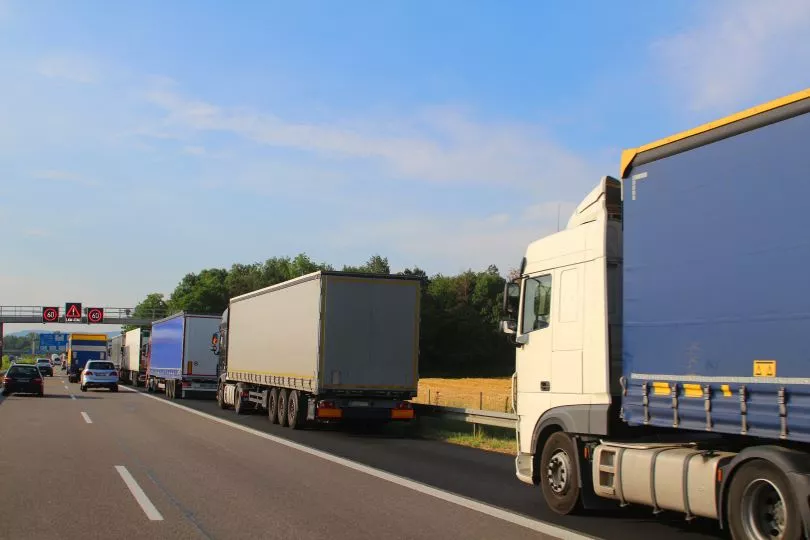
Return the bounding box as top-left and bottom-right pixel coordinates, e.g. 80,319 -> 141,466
109,334 -> 125,371
214,271 -> 421,428
123,328 -> 150,387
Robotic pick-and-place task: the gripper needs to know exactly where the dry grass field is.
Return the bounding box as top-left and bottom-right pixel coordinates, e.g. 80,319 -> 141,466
413,377 -> 513,412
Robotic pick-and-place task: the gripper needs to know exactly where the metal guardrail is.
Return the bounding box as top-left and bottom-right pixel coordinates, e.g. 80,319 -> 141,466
414,403 -> 518,429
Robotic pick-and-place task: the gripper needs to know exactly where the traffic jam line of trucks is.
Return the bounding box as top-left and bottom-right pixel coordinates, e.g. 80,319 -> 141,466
66,271 -> 421,430
499,87 -> 810,539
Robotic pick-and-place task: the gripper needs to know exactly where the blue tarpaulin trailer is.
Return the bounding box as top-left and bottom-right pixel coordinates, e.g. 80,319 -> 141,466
146,312 -> 220,399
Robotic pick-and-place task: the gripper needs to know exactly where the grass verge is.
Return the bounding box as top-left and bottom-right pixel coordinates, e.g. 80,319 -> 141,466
413,416 -> 516,455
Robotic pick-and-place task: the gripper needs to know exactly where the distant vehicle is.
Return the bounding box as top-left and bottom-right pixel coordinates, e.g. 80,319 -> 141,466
1,364 -> 44,397
67,334 -> 108,383
35,358 -> 53,377
52,358 -> 62,366
213,271 -> 420,427
146,314 -> 219,399
51,353 -> 59,363
122,328 -> 150,387
80,361 -> 119,392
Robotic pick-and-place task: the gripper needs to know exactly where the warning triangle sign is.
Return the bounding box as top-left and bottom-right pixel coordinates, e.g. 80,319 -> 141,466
65,303 -> 82,321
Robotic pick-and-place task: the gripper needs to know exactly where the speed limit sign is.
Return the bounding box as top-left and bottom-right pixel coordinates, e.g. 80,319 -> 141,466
87,307 -> 104,324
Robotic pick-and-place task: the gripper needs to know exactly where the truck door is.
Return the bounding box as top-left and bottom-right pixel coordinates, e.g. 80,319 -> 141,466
515,272 -> 554,451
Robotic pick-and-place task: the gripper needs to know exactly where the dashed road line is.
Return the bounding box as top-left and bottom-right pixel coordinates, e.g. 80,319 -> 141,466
114,466 -> 164,521
81,411 -> 92,424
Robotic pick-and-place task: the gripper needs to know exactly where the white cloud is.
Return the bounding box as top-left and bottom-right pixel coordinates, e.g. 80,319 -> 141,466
183,145 -> 206,155
652,0 -> 810,112
36,52 -> 99,84
143,81 -> 598,191
31,170 -> 99,187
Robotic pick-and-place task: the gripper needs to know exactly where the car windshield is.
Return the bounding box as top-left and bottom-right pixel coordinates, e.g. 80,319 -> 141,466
8,366 -> 40,377
36,359 -> 49,364
87,362 -> 115,370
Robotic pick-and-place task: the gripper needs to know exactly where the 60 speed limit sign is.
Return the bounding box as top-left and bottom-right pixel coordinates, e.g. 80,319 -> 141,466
87,307 -> 104,324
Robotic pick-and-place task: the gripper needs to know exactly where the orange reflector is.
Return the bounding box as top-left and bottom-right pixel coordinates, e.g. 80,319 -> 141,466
717,469 -> 723,483
317,408 -> 343,419
584,446 -> 590,459
391,409 -> 414,420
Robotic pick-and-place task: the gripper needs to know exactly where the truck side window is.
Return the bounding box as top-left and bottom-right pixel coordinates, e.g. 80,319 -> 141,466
522,274 -> 552,333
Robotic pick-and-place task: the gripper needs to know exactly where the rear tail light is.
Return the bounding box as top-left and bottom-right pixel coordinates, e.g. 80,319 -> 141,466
33,378 -> 43,384
394,401 -> 413,410
182,381 -> 191,388
316,400 -> 342,418
2,377 -> 11,383
85,371 -> 94,376
111,371 -> 118,377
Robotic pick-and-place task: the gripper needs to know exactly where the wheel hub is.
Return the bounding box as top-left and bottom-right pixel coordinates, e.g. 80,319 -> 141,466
546,449 -> 571,495
742,478 -> 787,539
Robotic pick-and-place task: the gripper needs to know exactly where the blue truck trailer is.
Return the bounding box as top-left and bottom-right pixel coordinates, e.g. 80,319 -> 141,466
66,333 -> 109,383
146,312 -> 220,399
501,88 -> 810,539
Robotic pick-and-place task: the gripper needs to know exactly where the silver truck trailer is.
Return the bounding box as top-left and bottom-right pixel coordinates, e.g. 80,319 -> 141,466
213,271 -> 421,428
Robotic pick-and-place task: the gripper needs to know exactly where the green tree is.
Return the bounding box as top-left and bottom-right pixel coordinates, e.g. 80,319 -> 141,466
123,293 -> 169,331
343,254 -> 390,274
168,268 -> 229,314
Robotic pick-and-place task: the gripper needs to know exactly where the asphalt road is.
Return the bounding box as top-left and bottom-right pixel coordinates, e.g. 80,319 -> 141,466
0,374 -> 727,540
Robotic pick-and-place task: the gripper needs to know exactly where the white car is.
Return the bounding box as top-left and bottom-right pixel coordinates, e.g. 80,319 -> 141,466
80,361 -> 119,392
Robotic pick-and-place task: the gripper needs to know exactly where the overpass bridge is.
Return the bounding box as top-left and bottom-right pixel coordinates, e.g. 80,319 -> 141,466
0,306 -> 167,326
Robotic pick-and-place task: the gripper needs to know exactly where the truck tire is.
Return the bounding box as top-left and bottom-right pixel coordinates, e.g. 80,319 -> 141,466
727,459 -> 802,540
287,390 -> 304,429
277,389 -> 289,427
234,384 -> 245,415
267,388 -> 279,424
165,380 -> 173,398
539,432 -> 581,515
217,384 -> 227,409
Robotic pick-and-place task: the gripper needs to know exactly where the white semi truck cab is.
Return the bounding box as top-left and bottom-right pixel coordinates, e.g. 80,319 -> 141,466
501,88 -> 810,540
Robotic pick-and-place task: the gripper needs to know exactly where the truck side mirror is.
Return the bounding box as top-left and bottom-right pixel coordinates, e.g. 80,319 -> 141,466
502,280 -> 520,319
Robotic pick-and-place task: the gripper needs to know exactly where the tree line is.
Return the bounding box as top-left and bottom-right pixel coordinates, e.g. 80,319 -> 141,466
128,253 -> 515,377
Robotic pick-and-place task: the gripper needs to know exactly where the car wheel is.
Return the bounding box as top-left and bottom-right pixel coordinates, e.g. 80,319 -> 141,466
80,385 -> 87,392
111,385 -> 119,393
38,391 -> 44,397
1,390 -> 10,397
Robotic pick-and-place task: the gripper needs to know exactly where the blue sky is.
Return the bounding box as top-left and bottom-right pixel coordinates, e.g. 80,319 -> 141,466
2,0 -> 810,333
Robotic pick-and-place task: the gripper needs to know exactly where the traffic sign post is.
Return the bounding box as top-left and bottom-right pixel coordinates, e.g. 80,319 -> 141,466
87,307 -> 104,324
42,306 -> 59,323
65,302 -> 82,323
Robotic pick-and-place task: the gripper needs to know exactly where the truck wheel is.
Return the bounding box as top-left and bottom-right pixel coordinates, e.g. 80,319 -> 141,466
277,389 -> 289,427
727,459 -> 801,540
287,390 -> 304,429
217,384 -> 227,409
267,388 -> 279,424
234,385 -> 245,415
165,381 -> 173,399
539,432 -> 581,515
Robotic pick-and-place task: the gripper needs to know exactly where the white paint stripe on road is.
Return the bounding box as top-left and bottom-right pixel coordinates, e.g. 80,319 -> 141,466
81,412 -> 92,424
121,386 -> 597,540
114,465 -> 164,521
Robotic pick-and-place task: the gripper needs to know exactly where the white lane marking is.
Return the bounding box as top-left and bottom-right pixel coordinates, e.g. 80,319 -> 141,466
114,466 -> 164,521
81,412 -> 92,424
120,386 -> 597,540
71,395 -> 77,400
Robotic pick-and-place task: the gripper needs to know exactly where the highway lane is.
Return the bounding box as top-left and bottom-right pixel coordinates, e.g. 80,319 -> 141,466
133,385 -> 727,540
0,375 -> 576,540
0,375 -> 203,539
